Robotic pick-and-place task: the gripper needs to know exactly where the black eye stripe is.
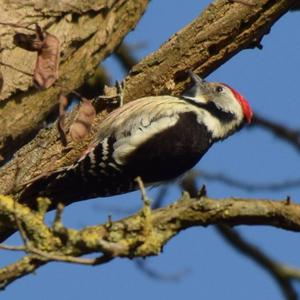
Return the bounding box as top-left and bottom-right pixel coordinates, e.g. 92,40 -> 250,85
181,98 -> 235,123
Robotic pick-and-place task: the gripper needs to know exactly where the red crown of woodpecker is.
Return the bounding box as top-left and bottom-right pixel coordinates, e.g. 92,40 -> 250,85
223,84 -> 253,123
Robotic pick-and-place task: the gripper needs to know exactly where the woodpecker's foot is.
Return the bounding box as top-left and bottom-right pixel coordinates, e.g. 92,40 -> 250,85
116,80 -> 124,107
197,185 -> 207,198
94,81 -> 124,107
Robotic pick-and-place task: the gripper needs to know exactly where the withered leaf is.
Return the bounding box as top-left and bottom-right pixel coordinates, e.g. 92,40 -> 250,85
70,99 -> 96,142
34,32 -> 60,89
13,24 -> 60,89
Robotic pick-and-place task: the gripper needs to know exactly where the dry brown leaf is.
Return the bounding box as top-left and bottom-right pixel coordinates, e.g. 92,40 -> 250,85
14,24 -> 60,89
34,32 -> 60,89
70,99 -> 96,142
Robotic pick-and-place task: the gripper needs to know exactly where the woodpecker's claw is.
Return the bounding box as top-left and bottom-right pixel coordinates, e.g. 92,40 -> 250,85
116,80 -> 124,107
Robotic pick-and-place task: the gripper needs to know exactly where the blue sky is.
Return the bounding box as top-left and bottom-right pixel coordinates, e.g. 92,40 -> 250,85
2,1 -> 300,299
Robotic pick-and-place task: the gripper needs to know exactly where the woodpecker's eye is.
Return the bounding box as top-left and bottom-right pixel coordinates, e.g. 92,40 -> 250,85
216,86 -> 223,93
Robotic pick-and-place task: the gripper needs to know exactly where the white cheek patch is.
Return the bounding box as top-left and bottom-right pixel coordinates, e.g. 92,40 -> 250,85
113,116 -> 178,165
196,111 -> 224,138
197,110 -> 241,140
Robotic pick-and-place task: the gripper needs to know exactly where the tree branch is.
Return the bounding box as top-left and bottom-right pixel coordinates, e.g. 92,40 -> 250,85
123,0 -> 296,100
0,0 -> 149,160
217,224 -> 300,300
198,169 -> 300,192
1,193 -> 300,289
252,114 -> 300,152
181,174 -> 300,300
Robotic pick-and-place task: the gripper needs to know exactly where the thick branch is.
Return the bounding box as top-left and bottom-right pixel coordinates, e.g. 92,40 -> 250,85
182,170 -> 300,300
0,0 -> 149,160
0,194 -> 300,289
123,0 -> 296,100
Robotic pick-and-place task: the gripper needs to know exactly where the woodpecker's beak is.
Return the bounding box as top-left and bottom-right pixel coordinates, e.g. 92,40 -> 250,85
188,71 -> 206,86
182,71 -> 208,103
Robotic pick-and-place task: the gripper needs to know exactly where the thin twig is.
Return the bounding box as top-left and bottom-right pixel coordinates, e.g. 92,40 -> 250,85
135,259 -> 189,282
180,175 -> 299,300
114,43 -> 138,71
216,225 -> 299,300
198,170 -> 300,192
281,266 -> 300,281
0,243 -> 25,251
27,246 -> 113,265
0,242 -> 113,266
135,176 -> 151,206
252,114 -> 300,152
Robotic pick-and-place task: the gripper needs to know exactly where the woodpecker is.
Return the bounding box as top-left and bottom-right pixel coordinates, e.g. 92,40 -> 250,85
21,72 -> 253,208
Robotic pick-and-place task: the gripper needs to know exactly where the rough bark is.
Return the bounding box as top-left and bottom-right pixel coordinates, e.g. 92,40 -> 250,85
0,0 -> 149,160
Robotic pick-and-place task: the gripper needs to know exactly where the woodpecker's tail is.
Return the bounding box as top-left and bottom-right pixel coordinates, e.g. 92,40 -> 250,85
19,161 -> 138,210
19,166 -> 92,210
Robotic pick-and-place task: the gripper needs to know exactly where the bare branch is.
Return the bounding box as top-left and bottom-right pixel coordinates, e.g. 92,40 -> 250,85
1,193 -> 300,289
115,43 -> 138,71
134,259 -> 188,282
181,175 -> 300,300
123,0 -> 296,101
252,114 -> 300,152
0,244 -> 25,251
216,225 -> 299,300
198,170 -> 300,192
